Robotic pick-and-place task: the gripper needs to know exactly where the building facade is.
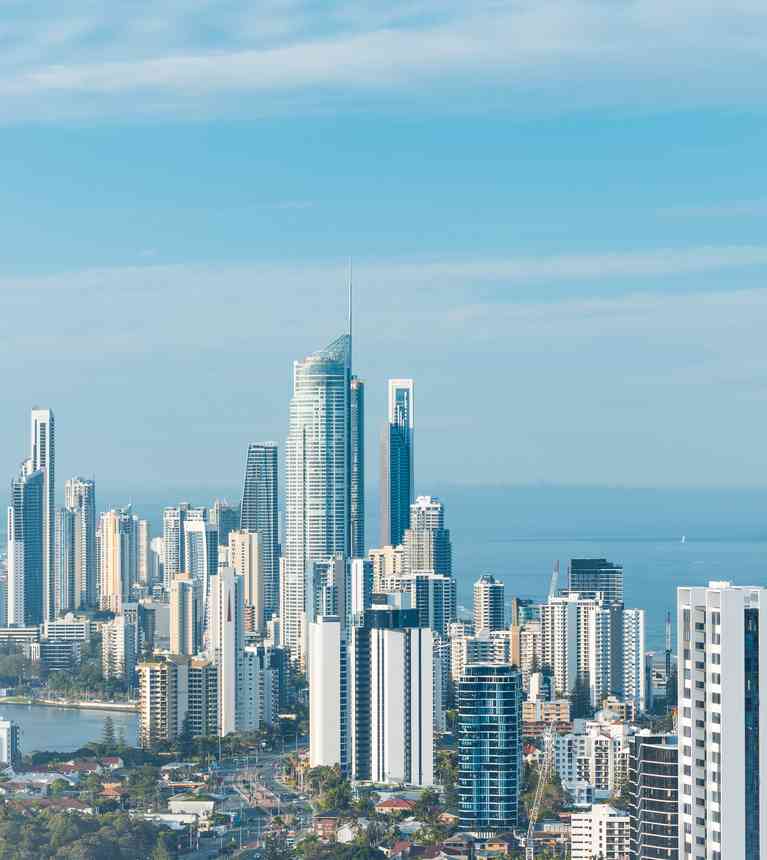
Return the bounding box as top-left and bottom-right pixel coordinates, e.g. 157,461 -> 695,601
628,731 -> 678,860
379,378 -> 414,548
473,574 -> 505,633
569,558 -> 624,605
7,464 -> 44,625
403,496 -> 452,577
239,442 -> 279,619
570,804 -> 630,860
206,567 -> 244,736
457,663 -> 522,835
98,507 -> 138,613
30,408 -> 55,623
64,477 -> 97,609
350,375 -> 365,558
677,582 -> 767,859
285,334 -> 352,659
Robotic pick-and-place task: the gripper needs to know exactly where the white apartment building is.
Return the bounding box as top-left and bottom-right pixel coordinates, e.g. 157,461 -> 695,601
309,616 -> 347,770
241,645 -> 278,731
206,567 -> 244,736
570,804 -> 630,860
170,574 -> 199,656
228,530 -> 265,634
677,582 -> 767,859
473,574 -> 505,633
541,592 -> 645,712
101,614 -> 137,681
369,544 -> 406,593
0,719 -> 21,768
555,717 -> 635,802
42,613 -> 92,642
362,621 -> 435,786
450,627 -> 518,683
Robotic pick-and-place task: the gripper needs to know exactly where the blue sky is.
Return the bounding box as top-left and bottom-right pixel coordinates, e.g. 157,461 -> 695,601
2,0 -> 767,495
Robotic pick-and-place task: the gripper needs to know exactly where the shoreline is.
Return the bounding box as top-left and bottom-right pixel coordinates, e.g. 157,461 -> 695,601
0,697 -> 138,714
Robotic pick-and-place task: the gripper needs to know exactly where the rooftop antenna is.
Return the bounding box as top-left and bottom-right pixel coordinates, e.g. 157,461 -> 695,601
347,257 -> 353,360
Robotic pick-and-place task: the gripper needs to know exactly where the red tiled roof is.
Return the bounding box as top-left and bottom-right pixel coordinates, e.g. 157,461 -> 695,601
377,798 -> 417,810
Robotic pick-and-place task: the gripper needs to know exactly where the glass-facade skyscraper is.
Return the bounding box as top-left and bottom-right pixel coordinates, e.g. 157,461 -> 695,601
457,663 -> 522,836
285,334 -> 352,659
380,378 -> 414,547
569,557 -> 624,605
7,463 -> 45,625
30,408 -> 55,622
239,442 -> 279,619
350,376 -> 365,558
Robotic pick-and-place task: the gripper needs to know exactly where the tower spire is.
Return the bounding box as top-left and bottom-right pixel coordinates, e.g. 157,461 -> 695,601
348,255 -> 353,328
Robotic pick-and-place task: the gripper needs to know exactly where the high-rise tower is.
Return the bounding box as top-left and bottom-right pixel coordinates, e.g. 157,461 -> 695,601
284,333 -> 352,658
30,409 -> 55,622
64,478 -> 97,608
403,495 -> 452,577
239,443 -> 279,619
380,379 -> 414,547
7,463 -> 44,625
458,663 -> 522,835
473,574 -> 505,633
350,376 -> 365,557
677,581 -> 767,858
98,507 -> 139,614
162,503 -> 190,588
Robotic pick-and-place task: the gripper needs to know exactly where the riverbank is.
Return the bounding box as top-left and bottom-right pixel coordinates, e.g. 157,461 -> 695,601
0,701 -> 138,751
0,696 -> 137,713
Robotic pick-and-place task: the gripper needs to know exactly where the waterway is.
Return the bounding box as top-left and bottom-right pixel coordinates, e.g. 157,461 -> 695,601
0,703 -> 138,754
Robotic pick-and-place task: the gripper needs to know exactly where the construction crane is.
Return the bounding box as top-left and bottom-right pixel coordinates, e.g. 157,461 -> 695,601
525,722 -> 555,860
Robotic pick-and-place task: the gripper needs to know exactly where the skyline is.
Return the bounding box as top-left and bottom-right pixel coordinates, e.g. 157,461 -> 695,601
3,4 -> 767,492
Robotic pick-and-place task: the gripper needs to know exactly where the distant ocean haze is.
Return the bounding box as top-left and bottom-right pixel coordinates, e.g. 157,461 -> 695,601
25,482 -> 767,651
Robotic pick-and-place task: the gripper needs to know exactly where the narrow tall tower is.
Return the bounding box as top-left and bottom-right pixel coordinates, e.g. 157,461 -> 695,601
350,376 -> 365,557
380,379 -> 414,547
64,478 -> 97,608
239,442 -> 279,619
7,463 -> 44,625
30,409 -> 55,622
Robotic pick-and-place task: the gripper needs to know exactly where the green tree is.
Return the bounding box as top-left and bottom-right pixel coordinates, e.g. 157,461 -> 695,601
101,716 -> 116,749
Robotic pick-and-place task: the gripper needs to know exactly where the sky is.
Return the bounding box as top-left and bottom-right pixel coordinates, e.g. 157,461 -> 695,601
2,0 -> 767,500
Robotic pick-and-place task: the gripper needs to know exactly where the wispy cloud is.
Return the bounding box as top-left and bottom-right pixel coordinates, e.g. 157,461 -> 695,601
2,1 -> 767,119
659,201 -> 767,219
3,243 -> 767,300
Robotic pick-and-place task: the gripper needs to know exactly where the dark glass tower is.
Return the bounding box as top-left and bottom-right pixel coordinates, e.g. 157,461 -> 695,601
8,465 -> 45,625
350,376 -> 365,557
628,731 -> 678,859
240,442 -> 279,619
379,379 -> 414,547
569,557 -> 624,605
458,663 -> 522,836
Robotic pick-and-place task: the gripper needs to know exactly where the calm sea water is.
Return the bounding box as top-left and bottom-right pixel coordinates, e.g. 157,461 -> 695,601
0,704 -> 138,754
453,537 -> 767,651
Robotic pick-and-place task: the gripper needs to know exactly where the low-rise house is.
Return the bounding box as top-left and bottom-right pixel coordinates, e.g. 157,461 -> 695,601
101,782 -> 128,800
167,793 -> 217,822
312,812 -> 339,842
7,796 -> 93,814
376,797 -> 417,816
338,818 -> 370,844
1,771 -> 78,794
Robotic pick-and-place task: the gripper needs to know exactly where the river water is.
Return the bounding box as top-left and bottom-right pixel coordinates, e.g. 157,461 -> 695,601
0,703 -> 138,754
